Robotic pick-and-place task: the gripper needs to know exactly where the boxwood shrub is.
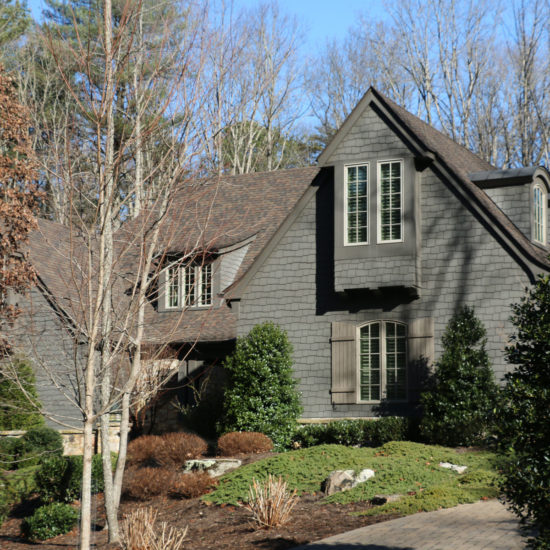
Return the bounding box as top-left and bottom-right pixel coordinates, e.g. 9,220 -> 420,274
291,416 -> 412,448
22,502 -> 78,541
35,454 -> 104,503
17,426 -> 63,468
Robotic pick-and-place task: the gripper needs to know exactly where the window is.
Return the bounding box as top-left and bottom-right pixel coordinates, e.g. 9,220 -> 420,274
378,160 -> 403,242
359,321 -> 407,402
165,263 -> 212,309
533,183 -> 547,245
345,164 -> 368,244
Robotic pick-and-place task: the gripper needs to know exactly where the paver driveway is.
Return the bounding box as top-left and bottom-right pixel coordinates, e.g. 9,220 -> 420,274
296,500 -> 528,549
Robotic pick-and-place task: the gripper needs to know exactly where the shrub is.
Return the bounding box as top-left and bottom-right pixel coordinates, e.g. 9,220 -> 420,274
217,432 -> 273,456
123,467 -> 179,500
21,502 -> 78,541
0,357 -> 44,431
245,475 -> 298,528
35,454 -> 104,503
127,435 -> 163,466
291,417 -> 411,448
219,322 -> 302,450
17,426 -> 63,467
120,507 -> 187,550
497,275 -> 550,548
0,437 -> 20,469
419,306 -> 499,446
156,432 -> 207,468
168,471 -> 218,499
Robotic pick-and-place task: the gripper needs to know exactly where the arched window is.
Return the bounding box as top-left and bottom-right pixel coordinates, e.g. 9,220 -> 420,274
533,183 -> 547,245
359,321 -> 407,402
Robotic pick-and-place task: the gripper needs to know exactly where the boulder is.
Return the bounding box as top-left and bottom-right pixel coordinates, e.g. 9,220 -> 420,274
439,461 -> 467,474
184,458 -> 242,477
322,468 -> 375,495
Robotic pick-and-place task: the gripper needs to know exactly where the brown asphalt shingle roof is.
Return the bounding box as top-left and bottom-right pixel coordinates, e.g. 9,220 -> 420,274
372,88 -> 550,270
121,166 -> 320,344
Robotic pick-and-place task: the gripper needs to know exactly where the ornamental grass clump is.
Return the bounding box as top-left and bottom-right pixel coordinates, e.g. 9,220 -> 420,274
217,432 -> 273,456
120,506 -> 188,550
245,474 -> 298,528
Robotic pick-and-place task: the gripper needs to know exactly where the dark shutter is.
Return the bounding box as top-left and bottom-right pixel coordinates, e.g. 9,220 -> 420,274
407,317 -> 434,401
331,321 -> 357,404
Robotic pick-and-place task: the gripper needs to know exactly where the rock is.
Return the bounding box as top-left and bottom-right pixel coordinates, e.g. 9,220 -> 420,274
184,458 -> 242,477
439,461 -> 467,474
372,494 -> 402,505
322,468 -> 375,495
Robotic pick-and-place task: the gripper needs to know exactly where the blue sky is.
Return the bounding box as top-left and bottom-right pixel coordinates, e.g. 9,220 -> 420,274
26,0 -> 390,50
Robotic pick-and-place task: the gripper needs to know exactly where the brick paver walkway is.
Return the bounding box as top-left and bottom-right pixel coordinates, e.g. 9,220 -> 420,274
296,500 -> 528,549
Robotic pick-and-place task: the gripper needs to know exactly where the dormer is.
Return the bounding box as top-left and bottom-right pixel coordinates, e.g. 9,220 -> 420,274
470,167 -> 550,248
156,236 -> 253,313
317,91 -> 420,295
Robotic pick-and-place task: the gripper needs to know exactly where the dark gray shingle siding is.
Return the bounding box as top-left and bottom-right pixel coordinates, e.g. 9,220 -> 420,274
11,287 -> 84,429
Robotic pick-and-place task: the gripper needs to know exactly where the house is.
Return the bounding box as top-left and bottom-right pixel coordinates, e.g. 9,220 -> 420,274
11,87 -> 550,435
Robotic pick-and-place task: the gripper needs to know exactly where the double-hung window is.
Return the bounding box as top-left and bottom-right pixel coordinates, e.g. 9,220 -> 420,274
165,263 -> 212,309
345,164 -> 368,244
378,160 -> 403,242
533,183 -> 547,245
359,321 -> 407,402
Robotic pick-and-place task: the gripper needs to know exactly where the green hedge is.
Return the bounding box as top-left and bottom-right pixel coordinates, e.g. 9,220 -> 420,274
291,417 -> 413,448
35,454 -> 105,503
22,502 -> 78,541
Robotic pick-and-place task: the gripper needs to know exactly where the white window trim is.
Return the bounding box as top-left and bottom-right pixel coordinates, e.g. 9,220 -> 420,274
344,162 -> 369,246
356,320 -> 408,404
164,263 -> 213,310
532,182 -> 547,245
377,159 -> 404,244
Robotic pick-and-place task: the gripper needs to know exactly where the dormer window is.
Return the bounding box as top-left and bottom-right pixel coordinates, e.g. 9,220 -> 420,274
378,160 -> 403,242
345,164 -> 368,245
533,182 -> 547,245
165,263 -> 212,309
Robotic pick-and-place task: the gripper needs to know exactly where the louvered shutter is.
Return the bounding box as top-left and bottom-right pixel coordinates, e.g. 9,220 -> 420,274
407,317 -> 434,401
331,321 -> 357,404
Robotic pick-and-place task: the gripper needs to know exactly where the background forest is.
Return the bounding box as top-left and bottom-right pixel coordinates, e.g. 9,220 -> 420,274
1,0 -> 549,225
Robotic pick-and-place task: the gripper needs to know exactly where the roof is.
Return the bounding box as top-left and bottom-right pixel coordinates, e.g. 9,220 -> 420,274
27,218 -> 91,331
26,89 -> 550,347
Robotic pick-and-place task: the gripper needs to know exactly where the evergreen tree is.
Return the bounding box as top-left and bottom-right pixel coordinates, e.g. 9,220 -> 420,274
419,306 -> 499,446
219,322 -> 302,450
498,275 -> 550,548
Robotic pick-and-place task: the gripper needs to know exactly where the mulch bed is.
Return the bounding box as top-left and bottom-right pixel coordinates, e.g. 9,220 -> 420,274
0,452 -> 400,549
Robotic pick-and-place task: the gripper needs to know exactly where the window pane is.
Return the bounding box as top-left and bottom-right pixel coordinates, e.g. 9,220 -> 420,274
167,266 -> 180,308
384,322 -> 407,401
347,164 -> 368,243
185,265 -> 195,305
199,264 -> 212,306
360,323 -> 381,401
379,161 -> 402,241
